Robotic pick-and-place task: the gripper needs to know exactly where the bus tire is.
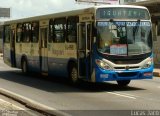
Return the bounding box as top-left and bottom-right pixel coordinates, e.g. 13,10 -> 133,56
22,59 -> 28,74
69,63 -> 79,84
117,80 -> 130,87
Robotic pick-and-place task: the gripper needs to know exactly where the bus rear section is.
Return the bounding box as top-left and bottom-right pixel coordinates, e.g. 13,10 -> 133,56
3,24 -> 16,67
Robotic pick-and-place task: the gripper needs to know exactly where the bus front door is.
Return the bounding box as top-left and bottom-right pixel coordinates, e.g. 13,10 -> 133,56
77,22 -> 92,80
40,27 -> 48,75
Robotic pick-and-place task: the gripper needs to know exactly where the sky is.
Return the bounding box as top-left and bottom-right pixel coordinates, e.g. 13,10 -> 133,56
0,0 -> 94,20
0,0 -> 122,20
0,0 -> 144,20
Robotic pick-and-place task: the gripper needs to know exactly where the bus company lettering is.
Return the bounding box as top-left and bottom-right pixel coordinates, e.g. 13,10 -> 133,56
66,50 -> 75,57
65,44 -> 74,50
30,49 -> 34,55
19,44 -> 22,53
80,14 -> 93,22
82,16 -> 90,21
52,50 -> 64,56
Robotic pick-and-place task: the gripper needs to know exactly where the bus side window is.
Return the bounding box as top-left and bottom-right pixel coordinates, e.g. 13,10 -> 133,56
67,16 -> 78,43
53,18 -> 66,43
16,24 -> 22,43
22,23 -> 31,43
49,19 -> 54,43
4,25 -> 11,43
31,22 -> 39,43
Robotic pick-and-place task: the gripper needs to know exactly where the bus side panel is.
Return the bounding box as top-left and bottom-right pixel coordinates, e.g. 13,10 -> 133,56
48,58 -> 68,77
14,42 -> 21,69
14,43 -> 32,69
14,49 -> 41,72
27,43 -> 40,73
15,53 -> 21,69
47,43 -> 65,77
14,43 -> 41,72
3,43 -> 12,66
47,43 -> 77,78
27,55 -> 40,73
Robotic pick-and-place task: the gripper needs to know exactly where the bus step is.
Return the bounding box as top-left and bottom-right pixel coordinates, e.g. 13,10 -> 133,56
79,76 -> 86,79
41,72 -> 48,76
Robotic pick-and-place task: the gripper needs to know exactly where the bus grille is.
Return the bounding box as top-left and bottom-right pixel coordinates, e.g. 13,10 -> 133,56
114,66 -> 139,70
117,72 -> 138,77
113,59 -> 142,64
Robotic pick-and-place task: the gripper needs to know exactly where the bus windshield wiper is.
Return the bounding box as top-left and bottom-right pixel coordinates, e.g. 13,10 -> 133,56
134,19 -> 140,32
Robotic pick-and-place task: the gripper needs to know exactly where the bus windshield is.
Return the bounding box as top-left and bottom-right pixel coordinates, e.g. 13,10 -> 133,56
97,21 -> 152,55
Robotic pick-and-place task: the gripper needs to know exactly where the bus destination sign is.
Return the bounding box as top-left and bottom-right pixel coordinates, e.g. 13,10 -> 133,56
96,8 -> 150,20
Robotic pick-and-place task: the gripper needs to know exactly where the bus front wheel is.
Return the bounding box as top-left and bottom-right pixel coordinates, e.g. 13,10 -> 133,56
69,64 -> 79,84
22,59 -> 28,74
117,80 -> 130,87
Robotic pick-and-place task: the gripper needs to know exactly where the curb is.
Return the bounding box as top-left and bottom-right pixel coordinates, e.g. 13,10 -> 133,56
0,88 -> 70,116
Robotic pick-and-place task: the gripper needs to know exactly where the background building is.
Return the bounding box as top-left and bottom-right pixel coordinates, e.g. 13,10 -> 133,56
129,0 -> 160,67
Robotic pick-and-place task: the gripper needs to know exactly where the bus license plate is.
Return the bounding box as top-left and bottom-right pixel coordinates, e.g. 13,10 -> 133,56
100,74 -> 108,78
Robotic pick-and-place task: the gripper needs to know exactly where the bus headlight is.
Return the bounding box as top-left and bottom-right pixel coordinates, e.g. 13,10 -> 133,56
142,58 -> 153,69
95,59 -> 112,70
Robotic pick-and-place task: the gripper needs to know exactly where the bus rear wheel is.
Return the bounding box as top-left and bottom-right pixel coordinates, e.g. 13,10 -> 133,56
69,64 -> 79,84
117,80 -> 130,87
22,59 -> 28,74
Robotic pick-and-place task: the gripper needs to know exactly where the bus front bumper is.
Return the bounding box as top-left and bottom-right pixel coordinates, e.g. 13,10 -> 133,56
95,67 -> 153,82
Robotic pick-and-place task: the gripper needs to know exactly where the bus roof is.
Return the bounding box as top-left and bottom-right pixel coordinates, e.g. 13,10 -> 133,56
94,5 -> 148,9
4,5 -> 148,25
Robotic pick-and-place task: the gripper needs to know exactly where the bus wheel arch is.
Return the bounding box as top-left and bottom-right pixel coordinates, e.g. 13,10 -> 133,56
21,56 -> 28,74
68,61 -> 79,84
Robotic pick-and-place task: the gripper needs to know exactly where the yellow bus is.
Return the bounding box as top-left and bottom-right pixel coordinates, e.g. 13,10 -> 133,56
3,5 -> 153,86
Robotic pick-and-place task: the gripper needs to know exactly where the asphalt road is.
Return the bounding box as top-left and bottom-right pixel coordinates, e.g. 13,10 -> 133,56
0,57 -> 160,116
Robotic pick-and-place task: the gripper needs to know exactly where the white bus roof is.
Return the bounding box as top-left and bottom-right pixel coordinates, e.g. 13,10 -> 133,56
4,5 -> 148,25
94,5 -> 148,9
